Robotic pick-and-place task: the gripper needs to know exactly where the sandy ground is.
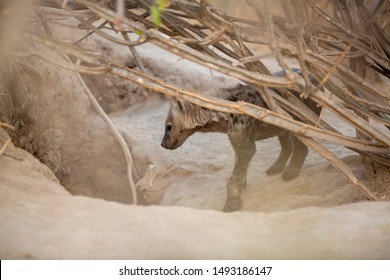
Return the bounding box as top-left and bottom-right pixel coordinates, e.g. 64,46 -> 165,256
1,127 -> 390,259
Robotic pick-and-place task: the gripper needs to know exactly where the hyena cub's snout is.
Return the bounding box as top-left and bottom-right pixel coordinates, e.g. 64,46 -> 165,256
161,126 -> 193,150
161,122 -> 177,149
160,138 -> 173,149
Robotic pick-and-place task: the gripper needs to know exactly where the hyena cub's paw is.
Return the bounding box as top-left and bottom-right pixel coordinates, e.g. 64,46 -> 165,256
223,197 -> 243,212
266,163 -> 284,176
281,167 -> 300,181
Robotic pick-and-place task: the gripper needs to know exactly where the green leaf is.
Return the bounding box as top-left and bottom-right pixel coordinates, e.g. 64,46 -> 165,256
157,0 -> 170,10
150,5 -> 161,27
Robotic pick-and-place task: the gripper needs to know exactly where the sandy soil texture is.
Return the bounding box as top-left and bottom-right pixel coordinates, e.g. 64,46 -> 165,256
1,127 -> 390,259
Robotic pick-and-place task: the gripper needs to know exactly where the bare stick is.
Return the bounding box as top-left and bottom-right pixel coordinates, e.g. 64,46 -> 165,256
78,75 -> 138,205
121,31 -> 147,73
0,138 -> 11,156
0,122 -> 15,130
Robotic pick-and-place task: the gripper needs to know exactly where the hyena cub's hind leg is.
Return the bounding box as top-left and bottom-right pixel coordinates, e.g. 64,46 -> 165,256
266,131 -> 293,176
266,132 -> 309,181
281,136 -> 308,181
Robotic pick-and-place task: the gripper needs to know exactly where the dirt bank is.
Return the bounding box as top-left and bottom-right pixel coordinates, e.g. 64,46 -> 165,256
1,127 -> 390,259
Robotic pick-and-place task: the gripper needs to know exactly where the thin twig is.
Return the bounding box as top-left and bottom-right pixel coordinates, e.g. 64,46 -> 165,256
0,122 -> 15,130
0,138 -> 11,156
78,76 -> 138,204
121,30 -> 147,73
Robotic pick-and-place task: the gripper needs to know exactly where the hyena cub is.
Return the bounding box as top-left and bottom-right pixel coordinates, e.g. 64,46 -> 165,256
161,73 -> 321,212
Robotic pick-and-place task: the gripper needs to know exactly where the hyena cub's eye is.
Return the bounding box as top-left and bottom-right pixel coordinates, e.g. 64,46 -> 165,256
166,123 -> 172,131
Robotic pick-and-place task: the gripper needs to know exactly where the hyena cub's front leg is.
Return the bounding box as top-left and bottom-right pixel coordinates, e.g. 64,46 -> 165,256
224,119 -> 256,212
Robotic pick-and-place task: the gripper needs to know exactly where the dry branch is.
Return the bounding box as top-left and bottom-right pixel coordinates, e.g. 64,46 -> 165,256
24,31 -> 388,153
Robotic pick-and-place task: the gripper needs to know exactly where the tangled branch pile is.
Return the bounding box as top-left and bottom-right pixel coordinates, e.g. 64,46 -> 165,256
4,0 -> 390,199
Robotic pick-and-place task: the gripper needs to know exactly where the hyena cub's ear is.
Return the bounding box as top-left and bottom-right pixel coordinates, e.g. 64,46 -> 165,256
170,98 -> 185,111
177,100 -> 185,111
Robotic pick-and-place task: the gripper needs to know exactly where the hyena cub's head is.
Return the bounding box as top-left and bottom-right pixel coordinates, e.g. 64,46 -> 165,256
161,99 -> 196,150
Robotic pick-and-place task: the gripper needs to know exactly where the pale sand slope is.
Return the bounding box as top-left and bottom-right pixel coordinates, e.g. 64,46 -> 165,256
1,114 -> 389,259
